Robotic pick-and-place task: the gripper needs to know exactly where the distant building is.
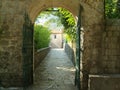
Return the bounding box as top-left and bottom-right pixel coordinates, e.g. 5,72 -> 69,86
50,30 -> 63,48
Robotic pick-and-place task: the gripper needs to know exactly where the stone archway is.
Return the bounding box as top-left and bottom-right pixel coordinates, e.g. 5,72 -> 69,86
0,1 -> 105,90
25,1 -> 105,90
25,0 -> 80,88
27,0 -> 80,23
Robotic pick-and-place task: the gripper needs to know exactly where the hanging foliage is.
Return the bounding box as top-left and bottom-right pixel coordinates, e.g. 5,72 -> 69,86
105,0 -> 120,18
57,8 -> 76,29
35,8 -> 76,42
57,8 -> 76,42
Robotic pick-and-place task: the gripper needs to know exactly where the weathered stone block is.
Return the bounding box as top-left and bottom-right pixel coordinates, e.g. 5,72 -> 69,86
34,47 -> 50,69
0,40 -> 9,45
89,75 -> 120,90
0,73 -> 23,87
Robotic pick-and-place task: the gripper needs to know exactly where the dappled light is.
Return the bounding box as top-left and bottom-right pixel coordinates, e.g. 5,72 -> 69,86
33,7 -> 78,90
56,66 -> 75,72
26,49 -> 77,90
33,7 -> 77,88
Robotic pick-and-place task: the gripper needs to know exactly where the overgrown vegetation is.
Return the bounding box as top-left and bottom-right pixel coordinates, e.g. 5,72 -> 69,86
34,25 -> 50,50
57,8 -> 76,42
105,0 -> 120,18
57,8 -> 75,29
34,0 -> 120,46
36,8 -> 76,42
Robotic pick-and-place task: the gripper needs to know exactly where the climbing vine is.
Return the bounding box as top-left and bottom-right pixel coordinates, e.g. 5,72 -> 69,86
57,8 -> 76,42
105,0 -> 120,18
36,8 -> 76,42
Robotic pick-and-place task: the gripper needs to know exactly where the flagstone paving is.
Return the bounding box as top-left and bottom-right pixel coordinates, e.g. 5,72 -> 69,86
27,48 -> 77,90
0,49 -> 77,90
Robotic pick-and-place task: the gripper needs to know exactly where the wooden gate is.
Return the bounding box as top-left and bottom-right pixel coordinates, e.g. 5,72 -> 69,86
75,5 -> 82,90
22,12 -> 34,87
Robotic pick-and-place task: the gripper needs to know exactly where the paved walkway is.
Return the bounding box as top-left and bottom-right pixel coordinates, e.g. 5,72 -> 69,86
0,49 -> 77,90
27,48 -> 77,90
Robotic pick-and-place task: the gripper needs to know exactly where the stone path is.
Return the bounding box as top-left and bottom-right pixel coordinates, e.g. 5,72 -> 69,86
0,49 -> 77,90
27,48 -> 77,90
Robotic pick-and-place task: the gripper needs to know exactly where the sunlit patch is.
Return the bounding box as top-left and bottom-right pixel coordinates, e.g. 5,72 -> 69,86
56,66 -> 75,72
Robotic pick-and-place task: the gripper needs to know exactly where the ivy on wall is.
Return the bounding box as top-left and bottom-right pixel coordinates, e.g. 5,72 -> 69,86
105,0 -> 120,18
57,8 -> 76,42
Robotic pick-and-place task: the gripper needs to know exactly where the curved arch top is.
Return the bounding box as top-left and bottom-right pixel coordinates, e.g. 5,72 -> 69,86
27,0 -> 80,22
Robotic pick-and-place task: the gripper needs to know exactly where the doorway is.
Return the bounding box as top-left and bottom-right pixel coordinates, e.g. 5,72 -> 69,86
22,6 -> 82,90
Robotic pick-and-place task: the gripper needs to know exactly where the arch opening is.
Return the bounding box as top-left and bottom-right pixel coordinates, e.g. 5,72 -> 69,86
23,0 -> 82,89
28,0 -> 80,23
29,6 -> 81,89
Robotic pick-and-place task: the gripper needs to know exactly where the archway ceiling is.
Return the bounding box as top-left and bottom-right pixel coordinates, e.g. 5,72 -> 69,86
28,0 -> 80,22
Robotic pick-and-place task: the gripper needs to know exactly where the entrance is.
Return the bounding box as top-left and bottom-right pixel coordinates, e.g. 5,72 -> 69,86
22,1 -> 81,90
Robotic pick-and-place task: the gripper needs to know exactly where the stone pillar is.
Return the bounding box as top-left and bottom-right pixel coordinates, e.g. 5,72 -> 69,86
80,1 -> 105,90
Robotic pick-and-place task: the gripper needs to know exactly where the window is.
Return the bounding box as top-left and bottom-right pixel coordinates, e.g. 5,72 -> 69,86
54,35 -> 56,39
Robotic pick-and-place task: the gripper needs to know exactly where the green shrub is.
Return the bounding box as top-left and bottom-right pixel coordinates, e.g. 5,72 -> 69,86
34,25 -> 51,50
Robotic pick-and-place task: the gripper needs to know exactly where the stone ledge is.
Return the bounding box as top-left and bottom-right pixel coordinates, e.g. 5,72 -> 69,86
34,47 -> 51,69
106,19 -> 120,26
88,74 -> 120,90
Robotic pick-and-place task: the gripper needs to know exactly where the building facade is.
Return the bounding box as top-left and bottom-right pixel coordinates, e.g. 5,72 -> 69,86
50,30 -> 63,48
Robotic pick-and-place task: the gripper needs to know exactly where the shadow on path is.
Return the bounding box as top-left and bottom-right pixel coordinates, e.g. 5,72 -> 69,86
27,48 -> 77,90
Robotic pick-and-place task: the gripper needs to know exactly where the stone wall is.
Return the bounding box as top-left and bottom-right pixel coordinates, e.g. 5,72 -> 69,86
80,1 -> 105,90
88,19 -> 120,90
34,47 -> 50,69
0,0 -> 25,87
89,75 -> 120,90
64,43 -> 76,66
101,19 -> 120,73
